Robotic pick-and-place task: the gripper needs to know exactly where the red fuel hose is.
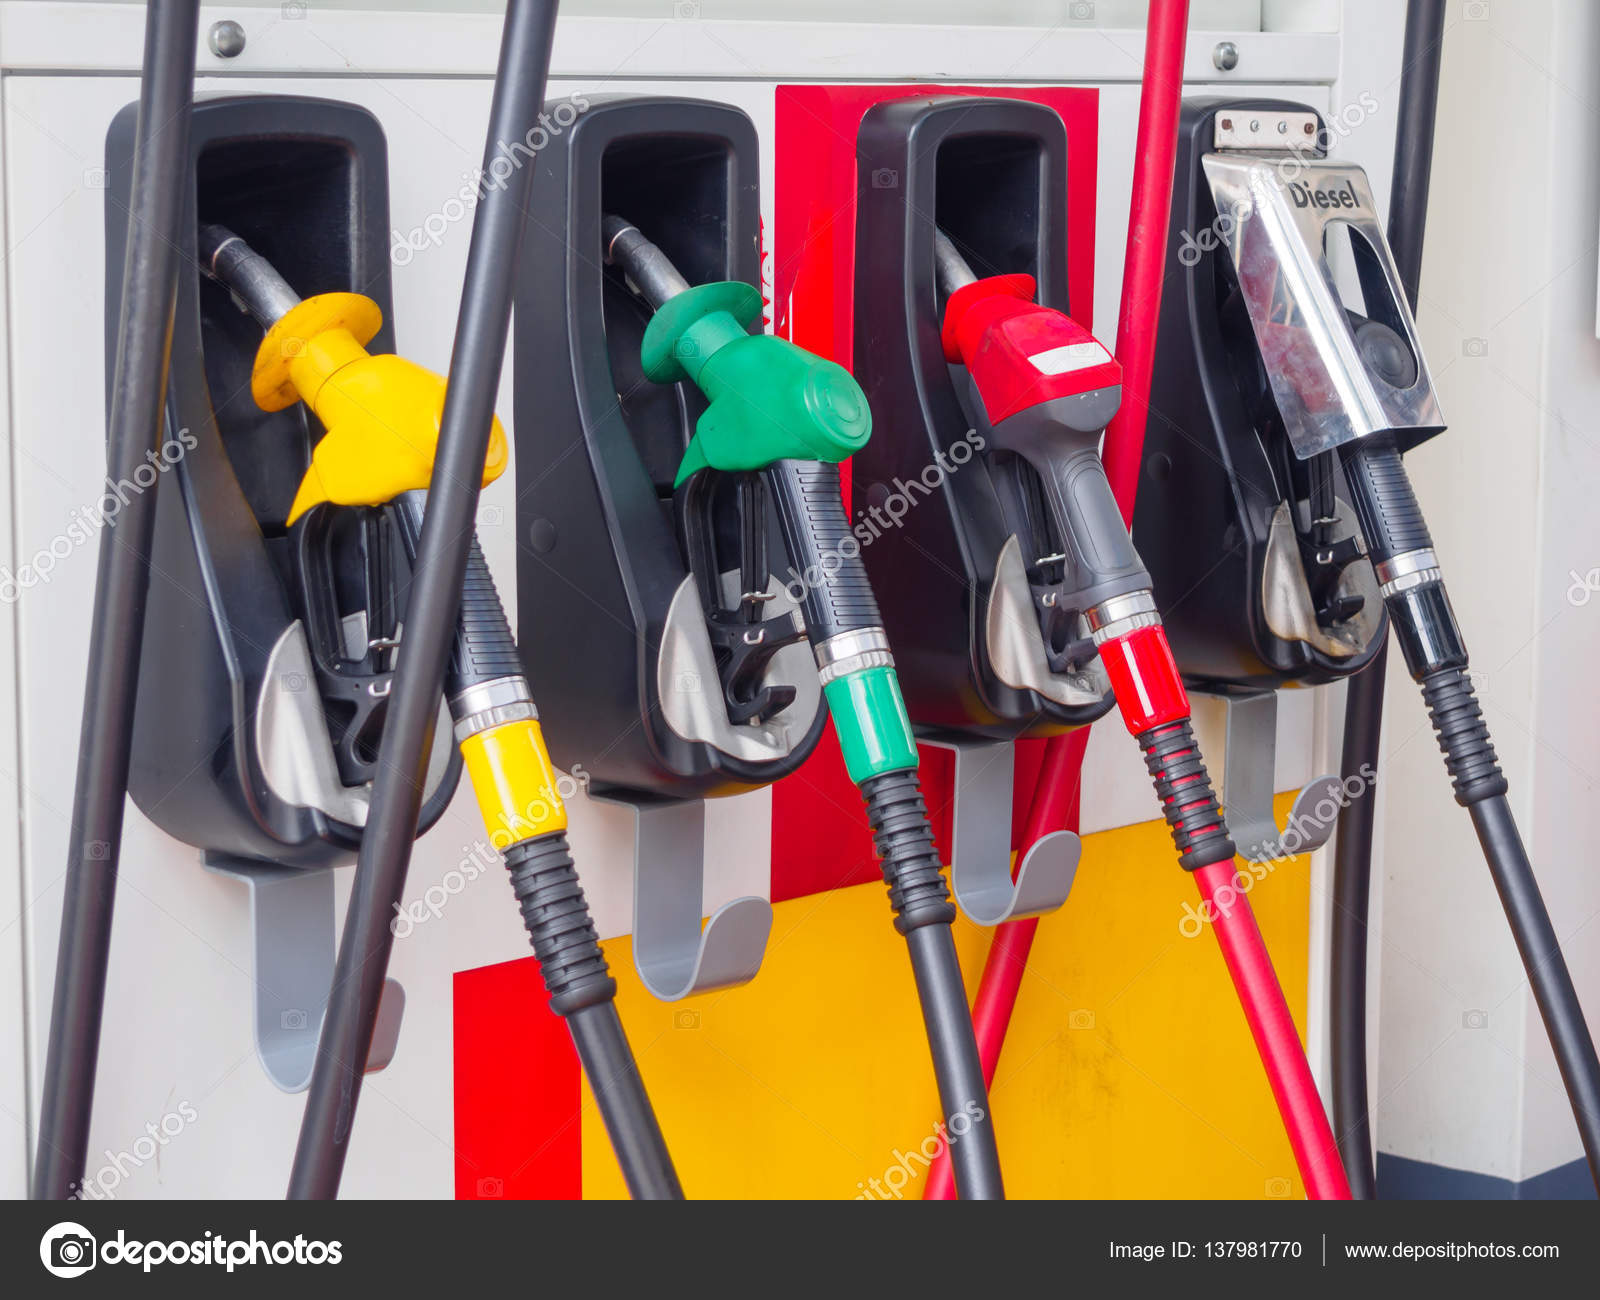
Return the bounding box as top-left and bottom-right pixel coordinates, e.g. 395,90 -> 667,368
1101,0 -> 1189,524
921,0 -> 1189,1201
1195,861 -> 1351,1200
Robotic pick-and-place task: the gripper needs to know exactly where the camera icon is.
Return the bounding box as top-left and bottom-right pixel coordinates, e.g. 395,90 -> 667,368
83,167 -> 109,190
279,335 -> 307,360
674,670 -> 701,695
85,840 -> 111,861
281,1008 -> 310,1031
477,503 -> 504,527
1264,1176 -> 1292,1198
282,0 -> 308,19
476,1176 -> 504,1198
674,0 -> 701,19
1068,1009 -> 1095,1030
1462,1009 -> 1489,1030
1464,1 -> 1489,19
1462,336 -> 1489,358
870,168 -> 898,190
1068,1 -> 1096,21
283,671 -> 307,693
674,337 -> 700,360
41,1223 -> 98,1278
673,1009 -> 701,1030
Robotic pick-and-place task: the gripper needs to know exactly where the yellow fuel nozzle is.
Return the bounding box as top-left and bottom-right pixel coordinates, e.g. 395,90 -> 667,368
250,291 -> 509,525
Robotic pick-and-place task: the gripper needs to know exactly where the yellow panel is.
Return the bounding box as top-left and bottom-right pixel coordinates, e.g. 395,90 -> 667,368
582,794 -> 1311,1199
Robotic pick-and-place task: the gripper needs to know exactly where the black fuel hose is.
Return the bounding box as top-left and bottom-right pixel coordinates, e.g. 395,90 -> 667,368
289,0 -> 560,1199
1329,0 -> 1445,1199
1341,435 -> 1600,1191
33,0 -> 201,1201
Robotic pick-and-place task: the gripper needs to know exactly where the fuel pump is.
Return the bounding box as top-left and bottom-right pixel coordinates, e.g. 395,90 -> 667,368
852,93 -> 1349,1198
1145,98 -> 1600,1188
196,226 -> 680,1199
601,216 -> 1006,1201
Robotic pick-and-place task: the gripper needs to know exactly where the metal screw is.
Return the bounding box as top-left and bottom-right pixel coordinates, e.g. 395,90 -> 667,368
208,19 -> 247,58
1212,40 -> 1239,71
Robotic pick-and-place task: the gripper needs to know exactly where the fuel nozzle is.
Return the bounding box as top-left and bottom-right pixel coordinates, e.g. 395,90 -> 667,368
602,218 -> 870,482
935,232 -> 1160,669
602,214 -> 875,733
198,224 -> 508,525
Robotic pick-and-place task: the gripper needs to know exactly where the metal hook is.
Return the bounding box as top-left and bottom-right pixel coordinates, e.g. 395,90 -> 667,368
1191,689 -> 1344,865
919,734 -> 1079,926
205,858 -> 403,1092
594,793 -> 773,1001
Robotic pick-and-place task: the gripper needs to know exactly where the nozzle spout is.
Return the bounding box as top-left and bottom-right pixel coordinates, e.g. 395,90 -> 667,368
197,223 -> 302,327
602,214 -> 691,310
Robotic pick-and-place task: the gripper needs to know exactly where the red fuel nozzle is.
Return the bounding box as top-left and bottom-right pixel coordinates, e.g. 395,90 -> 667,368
940,273 -> 1121,426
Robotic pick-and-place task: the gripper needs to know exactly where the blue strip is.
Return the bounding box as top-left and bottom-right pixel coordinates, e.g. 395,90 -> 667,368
1377,1152 -> 1595,1200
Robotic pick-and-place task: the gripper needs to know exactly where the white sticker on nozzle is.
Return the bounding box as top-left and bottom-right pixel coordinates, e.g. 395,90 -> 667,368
1028,340 -> 1111,375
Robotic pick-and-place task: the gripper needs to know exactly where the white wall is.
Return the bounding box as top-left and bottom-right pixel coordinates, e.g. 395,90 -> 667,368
1374,0 -> 1600,1185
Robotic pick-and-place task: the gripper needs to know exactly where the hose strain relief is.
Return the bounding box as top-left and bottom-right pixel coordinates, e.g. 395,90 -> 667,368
1420,666 -> 1508,806
503,832 -> 616,1016
1138,719 -> 1237,871
861,769 -> 957,933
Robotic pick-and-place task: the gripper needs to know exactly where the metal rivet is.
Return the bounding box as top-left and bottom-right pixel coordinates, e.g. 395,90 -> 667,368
207,20 -> 247,58
1212,40 -> 1240,72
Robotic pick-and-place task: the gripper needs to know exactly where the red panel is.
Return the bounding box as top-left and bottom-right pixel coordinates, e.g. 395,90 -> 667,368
770,84 -> 1101,904
453,956 -> 581,1200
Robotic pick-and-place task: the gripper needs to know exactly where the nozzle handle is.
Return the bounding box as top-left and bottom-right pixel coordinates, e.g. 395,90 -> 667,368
766,459 -> 881,644
395,492 -> 521,699
992,400 -> 1152,611
1338,435 -> 1434,567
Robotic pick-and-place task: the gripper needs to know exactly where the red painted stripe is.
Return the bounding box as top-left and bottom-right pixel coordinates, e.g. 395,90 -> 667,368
453,956 -> 582,1200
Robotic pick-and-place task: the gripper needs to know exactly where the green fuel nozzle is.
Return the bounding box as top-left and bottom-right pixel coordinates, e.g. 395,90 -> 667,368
604,217 -> 871,485
604,214 -> 912,783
